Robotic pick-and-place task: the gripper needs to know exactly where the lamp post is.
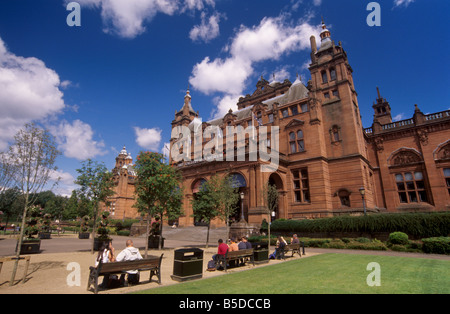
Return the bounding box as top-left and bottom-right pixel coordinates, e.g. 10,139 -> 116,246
240,191 -> 245,222
359,187 -> 367,216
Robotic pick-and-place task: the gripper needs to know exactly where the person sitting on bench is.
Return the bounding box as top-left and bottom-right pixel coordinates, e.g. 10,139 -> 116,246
116,240 -> 143,285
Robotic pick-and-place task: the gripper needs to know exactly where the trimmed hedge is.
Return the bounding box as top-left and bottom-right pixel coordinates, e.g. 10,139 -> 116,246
267,212 -> 450,239
422,237 -> 450,255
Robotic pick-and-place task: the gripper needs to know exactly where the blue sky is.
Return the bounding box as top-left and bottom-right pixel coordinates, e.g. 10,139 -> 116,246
0,0 -> 448,196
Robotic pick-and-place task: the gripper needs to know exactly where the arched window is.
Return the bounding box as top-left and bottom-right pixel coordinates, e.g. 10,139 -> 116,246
338,190 -> 351,207
289,130 -> 305,153
330,125 -> 341,143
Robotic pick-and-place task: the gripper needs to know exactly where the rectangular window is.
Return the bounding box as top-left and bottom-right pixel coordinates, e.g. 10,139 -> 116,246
282,109 -> 289,118
301,103 -> 308,113
324,92 -> 330,99
444,168 -> 450,196
268,113 -> 274,123
256,111 -> 263,125
292,168 -> 310,203
291,106 -> 298,116
321,71 -> 328,83
395,171 -> 428,203
332,90 -> 339,97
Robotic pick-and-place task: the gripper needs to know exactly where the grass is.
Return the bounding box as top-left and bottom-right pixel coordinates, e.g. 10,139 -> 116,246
134,253 -> 450,294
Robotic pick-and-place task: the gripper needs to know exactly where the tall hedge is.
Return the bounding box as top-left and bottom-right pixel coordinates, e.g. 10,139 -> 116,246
268,212 -> 450,238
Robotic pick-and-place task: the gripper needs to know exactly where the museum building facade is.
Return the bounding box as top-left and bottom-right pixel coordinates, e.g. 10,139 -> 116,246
168,21 -> 450,228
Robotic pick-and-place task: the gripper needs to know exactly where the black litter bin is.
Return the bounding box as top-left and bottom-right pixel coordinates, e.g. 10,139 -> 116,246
253,242 -> 269,264
171,248 -> 204,282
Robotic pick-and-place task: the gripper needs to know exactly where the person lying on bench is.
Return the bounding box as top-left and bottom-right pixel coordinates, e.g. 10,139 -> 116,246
116,239 -> 143,285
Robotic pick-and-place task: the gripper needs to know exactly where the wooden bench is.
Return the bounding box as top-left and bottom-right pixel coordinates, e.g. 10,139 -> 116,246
278,243 -> 301,259
87,254 -> 163,294
217,249 -> 254,272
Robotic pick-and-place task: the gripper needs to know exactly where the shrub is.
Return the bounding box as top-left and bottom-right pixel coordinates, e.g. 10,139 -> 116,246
117,230 -> 131,237
388,232 -> 409,245
422,237 -> 450,255
269,212 -> 450,238
355,237 -> 371,243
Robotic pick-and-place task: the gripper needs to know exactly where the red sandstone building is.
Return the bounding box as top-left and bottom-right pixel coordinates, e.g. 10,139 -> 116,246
102,146 -> 139,220
169,21 -> 450,227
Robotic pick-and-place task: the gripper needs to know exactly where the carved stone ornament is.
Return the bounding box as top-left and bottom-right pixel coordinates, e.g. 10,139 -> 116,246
391,151 -> 422,166
436,143 -> 450,160
374,137 -> 384,152
417,129 -> 428,146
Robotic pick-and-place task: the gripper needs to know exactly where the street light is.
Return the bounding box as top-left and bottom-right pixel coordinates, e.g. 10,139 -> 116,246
359,187 -> 367,216
240,191 -> 245,222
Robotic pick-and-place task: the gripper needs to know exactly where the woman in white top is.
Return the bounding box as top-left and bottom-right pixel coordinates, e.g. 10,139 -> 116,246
95,241 -> 115,266
95,241 -> 116,289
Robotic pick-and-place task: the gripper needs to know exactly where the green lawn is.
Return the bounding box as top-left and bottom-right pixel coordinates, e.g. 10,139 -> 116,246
135,253 -> 450,294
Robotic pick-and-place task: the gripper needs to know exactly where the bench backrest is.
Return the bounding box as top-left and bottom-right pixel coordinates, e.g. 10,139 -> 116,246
98,254 -> 163,274
225,248 -> 253,259
284,243 -> 300,250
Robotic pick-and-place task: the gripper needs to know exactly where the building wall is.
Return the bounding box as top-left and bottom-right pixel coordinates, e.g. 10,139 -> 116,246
168,21 -> 450,228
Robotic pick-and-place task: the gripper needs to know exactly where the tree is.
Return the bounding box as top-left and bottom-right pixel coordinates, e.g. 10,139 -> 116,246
134,151 -> 183,254
219,175 -> 240,238
191,173 -> 239,245
263,182 -> 279,248
191,175 -> 222,248
0,187 -> 21,234
75,159 -> 115,253
0,151 -> 17,194
7,123 -> 60,286
64,190 -> 80,220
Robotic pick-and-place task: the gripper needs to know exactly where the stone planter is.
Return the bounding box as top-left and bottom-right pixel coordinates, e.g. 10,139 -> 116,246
20,239 -> 41,254
93,238 -> 111,251
38,232 -> 51,239
148,235 -> 164,249
78,232 -> 90,239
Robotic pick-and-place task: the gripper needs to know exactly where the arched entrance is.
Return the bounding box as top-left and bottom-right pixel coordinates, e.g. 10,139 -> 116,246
229,173 -> 247,224
268,173 -> 284,221
192,178 -> 207,226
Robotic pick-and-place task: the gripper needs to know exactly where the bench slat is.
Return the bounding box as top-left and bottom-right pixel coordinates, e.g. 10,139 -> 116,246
87,254 -> 163,293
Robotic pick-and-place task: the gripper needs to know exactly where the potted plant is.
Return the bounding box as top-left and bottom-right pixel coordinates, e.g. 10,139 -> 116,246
38,213 -> 52,239
93,211 -> 112,251
20,206 -> 41,254
78,215 -> 90,239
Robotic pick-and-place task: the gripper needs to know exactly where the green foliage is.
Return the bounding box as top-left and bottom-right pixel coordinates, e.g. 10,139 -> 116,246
80,215 -> 90,232
422,237 -> 450,255
388,232 -> 409,245
134,151 -> 183,222
24,206 -> 42,238
96,211 -> 111,240
269,212 -> 450,238
191,173 -> 239,225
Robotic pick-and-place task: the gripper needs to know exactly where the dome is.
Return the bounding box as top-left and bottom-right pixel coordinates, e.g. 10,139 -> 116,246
119,146 -> 128,155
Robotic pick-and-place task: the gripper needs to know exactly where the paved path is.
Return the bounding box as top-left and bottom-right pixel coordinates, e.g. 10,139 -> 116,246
0,226 -> 229,256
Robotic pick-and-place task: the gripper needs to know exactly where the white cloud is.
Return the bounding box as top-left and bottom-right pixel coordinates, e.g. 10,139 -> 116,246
134,127 -> 162,151
75,0 -> 216,38
189,11 -> 222,43
189,14 -> 321,118
50,120 -> 107,160
393,0 -> 414,7
313,0 -> 322,6
0,36 -> 66,150
393,113 -> 406,122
